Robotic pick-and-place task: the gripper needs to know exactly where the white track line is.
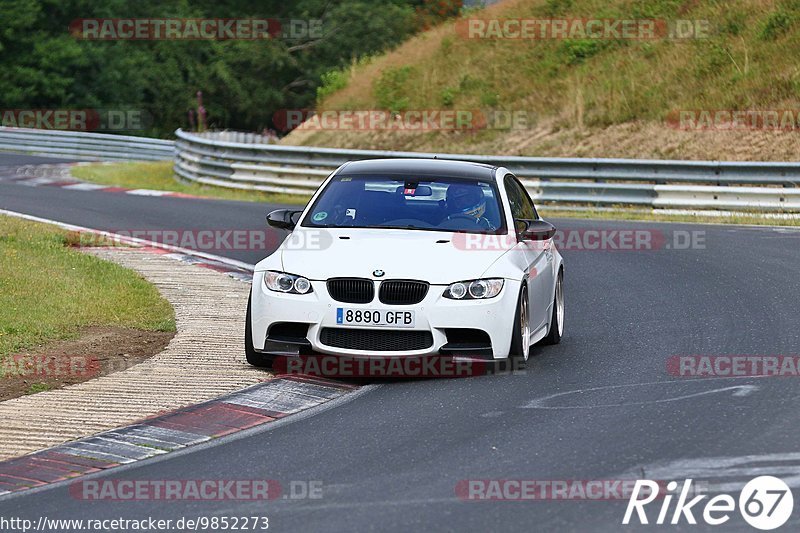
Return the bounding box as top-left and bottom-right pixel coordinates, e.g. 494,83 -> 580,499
0,208 -> 255,272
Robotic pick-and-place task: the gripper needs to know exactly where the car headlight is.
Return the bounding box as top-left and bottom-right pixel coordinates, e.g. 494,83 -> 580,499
443,278 -> 504,300
264,271 -> 313,294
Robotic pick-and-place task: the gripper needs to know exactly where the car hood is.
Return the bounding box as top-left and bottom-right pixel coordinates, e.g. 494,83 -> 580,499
279,228 -> 508,285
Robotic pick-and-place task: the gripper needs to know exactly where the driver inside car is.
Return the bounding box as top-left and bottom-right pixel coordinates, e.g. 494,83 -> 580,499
443,183 -> 495,230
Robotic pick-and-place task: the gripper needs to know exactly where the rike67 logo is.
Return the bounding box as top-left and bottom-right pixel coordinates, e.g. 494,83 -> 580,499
624,476 -> 794,530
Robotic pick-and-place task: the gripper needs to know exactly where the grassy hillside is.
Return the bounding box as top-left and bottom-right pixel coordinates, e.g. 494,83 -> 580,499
283,0 -> 800,161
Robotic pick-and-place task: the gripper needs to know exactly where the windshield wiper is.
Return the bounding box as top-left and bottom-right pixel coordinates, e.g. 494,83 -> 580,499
377,225 -> 427,231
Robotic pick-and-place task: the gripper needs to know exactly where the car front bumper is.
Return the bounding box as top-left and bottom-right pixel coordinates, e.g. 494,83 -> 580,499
250,272 -> 521,359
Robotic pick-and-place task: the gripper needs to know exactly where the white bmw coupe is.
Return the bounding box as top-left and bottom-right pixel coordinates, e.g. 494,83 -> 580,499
246,159 -> 564,368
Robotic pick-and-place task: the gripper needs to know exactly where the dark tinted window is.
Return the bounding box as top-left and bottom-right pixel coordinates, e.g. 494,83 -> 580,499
302,175 -> 505,234
503,174 -> 537,221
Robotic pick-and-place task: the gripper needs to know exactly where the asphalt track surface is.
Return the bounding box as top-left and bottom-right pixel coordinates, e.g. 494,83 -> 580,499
2,153 -> 800,532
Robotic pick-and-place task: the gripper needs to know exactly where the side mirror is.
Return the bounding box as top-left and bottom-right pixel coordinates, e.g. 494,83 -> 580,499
517,219 -> 556,241
266,209 -> 302,231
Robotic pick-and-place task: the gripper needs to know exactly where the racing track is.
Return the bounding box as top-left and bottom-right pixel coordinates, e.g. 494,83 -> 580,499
1,153 -> 800,531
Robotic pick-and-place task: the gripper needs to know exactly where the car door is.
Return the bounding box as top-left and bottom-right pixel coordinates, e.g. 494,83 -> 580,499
503,174 -> 554,334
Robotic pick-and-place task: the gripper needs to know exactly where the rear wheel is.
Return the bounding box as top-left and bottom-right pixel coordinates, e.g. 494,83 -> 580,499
509,285 -> 530,368
540,270 -> 564,346
245,295 -> 275,368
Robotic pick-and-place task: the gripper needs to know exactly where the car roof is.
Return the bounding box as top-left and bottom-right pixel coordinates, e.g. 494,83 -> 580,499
338,158 -> 498,180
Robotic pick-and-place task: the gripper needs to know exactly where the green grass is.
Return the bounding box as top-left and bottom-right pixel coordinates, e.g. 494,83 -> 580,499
26,383 -> 52,395
0,215 -> 176,360
71,162 -> 309,205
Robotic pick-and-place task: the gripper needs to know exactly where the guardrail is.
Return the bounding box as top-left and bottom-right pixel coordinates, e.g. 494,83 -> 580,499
1,126 -> 796,211
175,129 -> 800,211
0,127 -> 174,162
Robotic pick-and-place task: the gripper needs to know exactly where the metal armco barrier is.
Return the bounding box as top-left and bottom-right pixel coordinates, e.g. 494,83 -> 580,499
174,129 -> 800,211
3,126 -> 798,211
0,127 -> 174,161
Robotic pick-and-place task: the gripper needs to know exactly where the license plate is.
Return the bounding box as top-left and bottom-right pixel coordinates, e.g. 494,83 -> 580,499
336,308 -> 416,328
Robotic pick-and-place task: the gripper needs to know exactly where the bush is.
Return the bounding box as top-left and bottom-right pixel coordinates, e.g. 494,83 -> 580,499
317,69 -> 350,104
760,11 -> 794,40
374,66 -> 416,113
559,40 -> 605,65
440,87 -> 456,107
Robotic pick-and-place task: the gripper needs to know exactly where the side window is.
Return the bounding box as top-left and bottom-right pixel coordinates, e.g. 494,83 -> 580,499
503,174 -> 537,222
517,177 -> 539,220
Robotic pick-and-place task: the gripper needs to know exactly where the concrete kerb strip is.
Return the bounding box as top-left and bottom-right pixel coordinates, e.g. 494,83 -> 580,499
0,376 -> 356,497
0,213 -> 360,495
0,246 -> 262,463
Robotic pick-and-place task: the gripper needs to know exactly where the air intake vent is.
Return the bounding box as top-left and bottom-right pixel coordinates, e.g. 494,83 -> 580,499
379,280 -> 429,305
320,328 -> 433,352
326,278 -> 374,304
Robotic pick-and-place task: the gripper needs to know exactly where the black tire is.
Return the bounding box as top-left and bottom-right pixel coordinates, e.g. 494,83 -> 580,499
540,270 -> 564,346
508,285 -> 529,369
245,295 -> 275,368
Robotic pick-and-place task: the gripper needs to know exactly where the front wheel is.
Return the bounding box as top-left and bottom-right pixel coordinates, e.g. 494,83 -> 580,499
539,270 -> 564,346
508,285 -> 530,367
245,295 -> 275,368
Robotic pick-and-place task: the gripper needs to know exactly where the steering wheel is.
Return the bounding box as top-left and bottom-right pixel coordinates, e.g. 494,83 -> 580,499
442,213 -> 496,231
444,213 -> 480,223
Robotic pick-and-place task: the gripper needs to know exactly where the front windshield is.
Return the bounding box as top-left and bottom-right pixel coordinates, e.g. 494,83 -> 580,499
302,175 -> 505,234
